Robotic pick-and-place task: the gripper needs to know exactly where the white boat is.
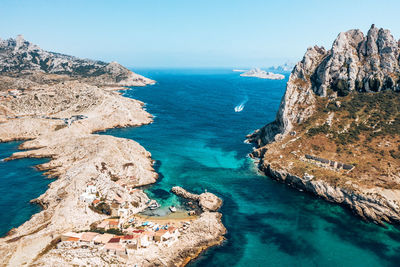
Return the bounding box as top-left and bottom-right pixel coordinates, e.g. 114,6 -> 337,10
148,200 -> 160,210
234,104 -> 244,112
169,206 -> 177,213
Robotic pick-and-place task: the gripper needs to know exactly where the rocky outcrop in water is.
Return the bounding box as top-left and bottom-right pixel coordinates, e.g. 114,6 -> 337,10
171,186 -> 223,212
0,35 -> 154,87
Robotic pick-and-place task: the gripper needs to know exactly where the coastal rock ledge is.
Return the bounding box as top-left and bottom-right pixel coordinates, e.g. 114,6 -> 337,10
248,24 -> 400,225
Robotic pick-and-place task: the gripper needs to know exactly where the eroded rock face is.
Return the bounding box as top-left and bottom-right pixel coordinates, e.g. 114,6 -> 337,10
248,25 -> 400,225
249,24 -> 400,146
0,35 -> 155,86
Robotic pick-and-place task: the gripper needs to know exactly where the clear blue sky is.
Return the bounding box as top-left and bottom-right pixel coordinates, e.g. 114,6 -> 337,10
1,0 -> 399,68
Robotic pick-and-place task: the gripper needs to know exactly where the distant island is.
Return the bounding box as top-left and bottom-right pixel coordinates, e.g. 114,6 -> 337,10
247,24 -> 400,225
235,68 -> 285,80
269,62 -> 295,72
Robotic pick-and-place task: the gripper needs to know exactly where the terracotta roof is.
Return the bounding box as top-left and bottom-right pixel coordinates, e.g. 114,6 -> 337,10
154,229 -> 167,236
66,237 -> 80,241
109,221 -> 119,226
167,227 -> 176,232
105,218 -> 119,222
129,229 -> 144,234
108,237 -> 121,243
92,199 -> 100,205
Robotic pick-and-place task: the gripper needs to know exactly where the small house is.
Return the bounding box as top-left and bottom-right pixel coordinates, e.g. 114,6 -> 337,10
108,220 -> 119,230
93,233 -> 114,244
61,232 -> 82,242
86,184 -> 97,194
140,231 -> 155,247
154,229 -> 169,242
80,232 -> 99,243
80,192 -> 96,203
96,220 -> 109,230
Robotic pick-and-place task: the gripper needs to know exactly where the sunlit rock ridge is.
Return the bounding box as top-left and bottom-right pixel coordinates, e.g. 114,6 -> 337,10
0,35 -> 154,87
250,24 -> 400,145
247,25 -> 400,225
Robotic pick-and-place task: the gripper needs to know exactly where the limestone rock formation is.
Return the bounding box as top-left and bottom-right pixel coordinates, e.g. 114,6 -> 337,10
248,25 -> 400,225
0,35 -> 155,87
249,24 -> 400,146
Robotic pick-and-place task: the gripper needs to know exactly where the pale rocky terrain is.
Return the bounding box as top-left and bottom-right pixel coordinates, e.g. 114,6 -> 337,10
248,24 -> 400,225
0,35 -> 155,88
0,37 -> 226,266
0,81 -> 157,266
240,68 -> 285,80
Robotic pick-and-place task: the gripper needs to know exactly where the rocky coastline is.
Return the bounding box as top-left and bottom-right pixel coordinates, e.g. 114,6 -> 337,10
248,25 -> 400,225
0,36 -> 225,266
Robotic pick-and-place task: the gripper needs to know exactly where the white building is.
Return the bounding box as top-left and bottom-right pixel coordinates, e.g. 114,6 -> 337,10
118,207 -> 129,218
80,192 -> 96,203
86,184 -> 97,194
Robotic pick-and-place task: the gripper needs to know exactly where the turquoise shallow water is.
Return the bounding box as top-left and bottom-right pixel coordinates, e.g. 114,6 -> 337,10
1,69 -> 400,266
0,141 -> 51,236
102,69 -> 400,266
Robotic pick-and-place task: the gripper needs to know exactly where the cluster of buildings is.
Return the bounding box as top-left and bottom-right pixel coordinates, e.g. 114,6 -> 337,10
79,184 -> 98,203
60,220 -> 180,256
80,183 -> 138,219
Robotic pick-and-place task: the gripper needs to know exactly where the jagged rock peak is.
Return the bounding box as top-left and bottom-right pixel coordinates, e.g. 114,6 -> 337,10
309,24 -> 400,97
249,24 -> 400,146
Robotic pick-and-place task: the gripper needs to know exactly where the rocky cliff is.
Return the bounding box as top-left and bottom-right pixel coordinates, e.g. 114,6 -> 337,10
248,25 -> 400,225
0,35 -> 154,87
249,24 -> 400,146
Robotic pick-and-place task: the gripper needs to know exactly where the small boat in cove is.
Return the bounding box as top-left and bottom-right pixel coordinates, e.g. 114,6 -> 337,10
148,200 -> 160,210
169,206 -> 177,213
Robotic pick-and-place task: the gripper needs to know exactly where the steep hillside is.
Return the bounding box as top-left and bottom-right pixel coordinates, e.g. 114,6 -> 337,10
248,25 -> 400,225
0,35 -> 154,88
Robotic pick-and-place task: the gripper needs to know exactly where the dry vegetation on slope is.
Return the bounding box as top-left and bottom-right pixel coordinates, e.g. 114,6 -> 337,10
259,89 -> 400,191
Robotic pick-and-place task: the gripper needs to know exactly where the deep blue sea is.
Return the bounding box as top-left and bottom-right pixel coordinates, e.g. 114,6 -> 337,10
0,142 -> 51,236
1,68 -> 400,266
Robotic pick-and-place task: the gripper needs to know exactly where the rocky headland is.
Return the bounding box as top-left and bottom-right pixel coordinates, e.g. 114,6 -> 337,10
0,36 -> 225,266
248,24 -> 400,225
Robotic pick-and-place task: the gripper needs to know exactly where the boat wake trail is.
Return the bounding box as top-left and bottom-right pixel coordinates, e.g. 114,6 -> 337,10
234,96 -> 248,112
